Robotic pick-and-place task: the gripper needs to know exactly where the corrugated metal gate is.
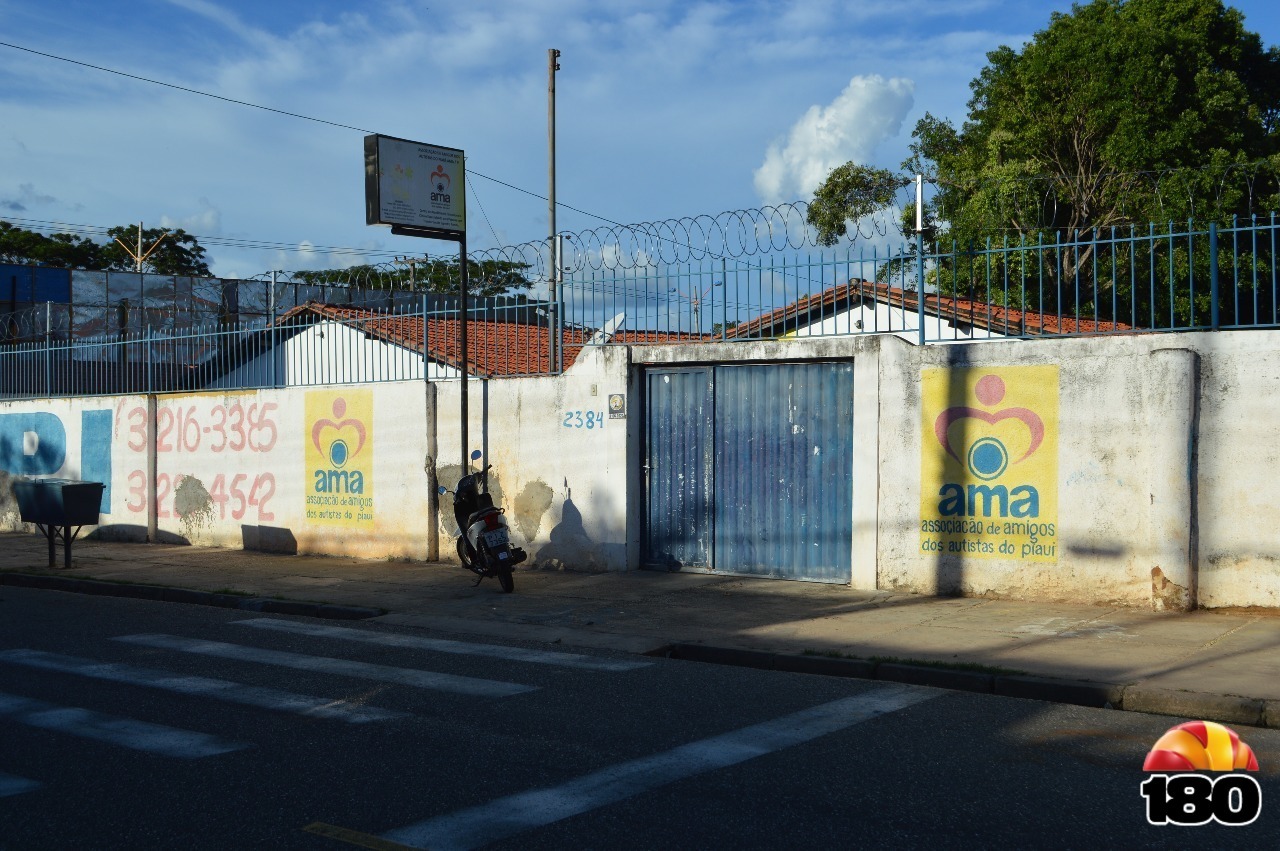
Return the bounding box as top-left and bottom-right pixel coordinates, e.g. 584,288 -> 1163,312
644,362 -> 854,582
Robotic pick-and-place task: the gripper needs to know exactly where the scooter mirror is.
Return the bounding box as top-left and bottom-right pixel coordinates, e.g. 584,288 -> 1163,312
470,449 -> 483,461
437,485 -> 447,495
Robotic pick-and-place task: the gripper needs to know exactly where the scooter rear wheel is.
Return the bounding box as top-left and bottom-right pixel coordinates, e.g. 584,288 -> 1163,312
497,565 -> 514,593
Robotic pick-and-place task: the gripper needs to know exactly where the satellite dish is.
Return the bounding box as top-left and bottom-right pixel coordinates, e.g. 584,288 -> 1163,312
588,312 -> 626,345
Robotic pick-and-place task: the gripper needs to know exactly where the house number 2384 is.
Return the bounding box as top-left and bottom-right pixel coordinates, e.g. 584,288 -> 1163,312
563,410 -> 605,429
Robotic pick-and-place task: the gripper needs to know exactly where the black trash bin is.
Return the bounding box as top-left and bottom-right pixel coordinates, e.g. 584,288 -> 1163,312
13,478 -> 105,568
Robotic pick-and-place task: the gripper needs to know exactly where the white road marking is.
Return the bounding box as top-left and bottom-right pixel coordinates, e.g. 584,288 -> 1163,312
234,618 -> 651,672
0,649 -> 408,724
112,634 -> 536,698
0,772 -> 41,798
0,691 -> 247,759
382,684 -> 938,851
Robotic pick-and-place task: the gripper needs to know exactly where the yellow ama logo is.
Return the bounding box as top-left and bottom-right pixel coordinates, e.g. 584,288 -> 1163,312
920,366 -> 1058,561
304,390 -> 374,528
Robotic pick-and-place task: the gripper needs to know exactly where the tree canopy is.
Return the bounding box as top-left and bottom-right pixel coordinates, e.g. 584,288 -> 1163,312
291,258 -> 533,297
914,0 -> 1280,243
0,221 -> 211,276
808,0 -> 1280,323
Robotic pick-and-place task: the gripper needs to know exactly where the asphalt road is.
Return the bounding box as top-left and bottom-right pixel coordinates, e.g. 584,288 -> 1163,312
1,586 -> 1278,850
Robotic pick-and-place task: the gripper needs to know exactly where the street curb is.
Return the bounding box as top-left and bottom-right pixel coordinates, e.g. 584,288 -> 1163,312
994,674 -> 1124,709
660,643 -> 1278,729
1121,686 -> 1266,728
0,572 -> 382,621
877,662 -> 993,694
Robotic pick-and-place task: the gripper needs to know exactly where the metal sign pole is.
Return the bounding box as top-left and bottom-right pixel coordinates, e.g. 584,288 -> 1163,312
459,231 -> 469,471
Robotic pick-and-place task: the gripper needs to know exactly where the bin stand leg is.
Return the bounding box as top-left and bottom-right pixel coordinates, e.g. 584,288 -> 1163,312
64,526 -> 72,569
41,524 -> 55,567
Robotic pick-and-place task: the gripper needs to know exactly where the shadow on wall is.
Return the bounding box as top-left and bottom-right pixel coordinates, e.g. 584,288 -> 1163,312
535,486 -> 625,572
242,525 -> 298,554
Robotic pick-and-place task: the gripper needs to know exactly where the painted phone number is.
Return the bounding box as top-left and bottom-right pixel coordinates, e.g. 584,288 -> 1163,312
125,402 -> 278,454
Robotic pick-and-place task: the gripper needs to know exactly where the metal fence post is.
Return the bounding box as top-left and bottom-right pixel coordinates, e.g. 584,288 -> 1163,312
145,325 -> 153,394
1209,221 -> 1220,331
270,271 -> 278,388
43,301 -> 52,395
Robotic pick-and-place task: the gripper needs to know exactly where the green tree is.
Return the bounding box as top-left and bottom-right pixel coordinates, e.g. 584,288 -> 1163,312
811,0 -> 1280,323
99,226 -> 211,276
293,258 -> 532,297
0,221 -> 212,276
0,221 -> 102,268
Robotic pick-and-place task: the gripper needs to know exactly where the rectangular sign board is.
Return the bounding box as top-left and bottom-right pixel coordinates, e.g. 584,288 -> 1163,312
364,134 -> 466,239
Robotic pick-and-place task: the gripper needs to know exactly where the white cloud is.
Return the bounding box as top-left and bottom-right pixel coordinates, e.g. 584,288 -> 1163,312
753,75 -> 915,205
160,197 -> 222,235
161,0 -> 279,50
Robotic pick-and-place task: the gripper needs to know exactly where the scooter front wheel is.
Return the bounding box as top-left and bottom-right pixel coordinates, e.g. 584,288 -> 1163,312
456,538 -> 471,567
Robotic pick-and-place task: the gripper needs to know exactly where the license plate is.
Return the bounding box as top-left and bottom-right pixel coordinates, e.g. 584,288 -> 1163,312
482,528 -> 509,548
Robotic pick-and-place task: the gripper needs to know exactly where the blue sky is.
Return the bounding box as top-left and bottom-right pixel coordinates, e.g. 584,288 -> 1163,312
2,0 -> 1280,277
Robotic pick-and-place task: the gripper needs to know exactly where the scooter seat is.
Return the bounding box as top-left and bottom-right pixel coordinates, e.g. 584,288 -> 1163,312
467,505 -> 502,528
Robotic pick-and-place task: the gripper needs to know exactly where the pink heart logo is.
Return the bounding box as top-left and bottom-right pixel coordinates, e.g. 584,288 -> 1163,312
933,374 -> 1044,465
312,397 -> 367,460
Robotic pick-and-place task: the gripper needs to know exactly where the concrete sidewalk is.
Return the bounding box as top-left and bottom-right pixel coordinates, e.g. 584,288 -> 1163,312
3,531 -> 1279,729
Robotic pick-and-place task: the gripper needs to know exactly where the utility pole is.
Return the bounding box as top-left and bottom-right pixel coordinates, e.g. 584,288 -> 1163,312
548,48 -> 560,373
113,222 -> 171,273
393,255 -> 426,289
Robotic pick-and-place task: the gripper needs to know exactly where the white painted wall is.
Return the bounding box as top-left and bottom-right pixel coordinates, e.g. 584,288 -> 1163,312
6,328 -> 1280,608
206,320 -> 460,389
431,344 -> 631,570
0,344 -> 629,570
781,302 -> 1000,343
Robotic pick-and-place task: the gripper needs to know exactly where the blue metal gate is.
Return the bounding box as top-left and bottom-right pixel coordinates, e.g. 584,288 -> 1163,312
644,362 -> 854,582
644,367 -> 714,569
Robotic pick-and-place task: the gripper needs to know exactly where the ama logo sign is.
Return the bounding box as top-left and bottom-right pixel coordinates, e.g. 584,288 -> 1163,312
304,391 -> 374,529
429,164 -> 452,203
919,366 -> 1058,561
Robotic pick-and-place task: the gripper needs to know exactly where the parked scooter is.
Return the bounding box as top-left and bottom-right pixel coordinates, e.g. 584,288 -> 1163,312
439,450 -> 526,592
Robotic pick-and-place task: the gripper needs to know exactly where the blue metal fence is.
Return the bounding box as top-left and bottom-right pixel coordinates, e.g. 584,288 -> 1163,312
559,215 -> 1280,343
3,217 -> 1279,399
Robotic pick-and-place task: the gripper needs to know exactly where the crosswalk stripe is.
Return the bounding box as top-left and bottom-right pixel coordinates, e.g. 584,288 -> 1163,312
235,618 -> 652,672
0,649 -> 409,724
381,685 -> 939,851
0,691 -> 247,759
113,634 -> 536,698
0,772 -> 41,798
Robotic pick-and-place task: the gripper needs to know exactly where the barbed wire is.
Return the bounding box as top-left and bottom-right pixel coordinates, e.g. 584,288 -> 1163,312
257,161 -> 1280,286
260,200 -> 908,287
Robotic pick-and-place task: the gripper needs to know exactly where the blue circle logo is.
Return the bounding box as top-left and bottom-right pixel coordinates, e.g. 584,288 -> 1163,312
329,439 -> 349,468
966,437 -> 1008,481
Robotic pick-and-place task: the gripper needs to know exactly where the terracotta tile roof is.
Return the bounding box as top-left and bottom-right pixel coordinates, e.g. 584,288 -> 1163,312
725,279 -> 1133,339
276,302 -> 709,377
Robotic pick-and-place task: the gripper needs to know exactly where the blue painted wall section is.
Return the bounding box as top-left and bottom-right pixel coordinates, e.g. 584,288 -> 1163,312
81,410 -> 113,513
0,413 -> 67,476
0,411 -> 112,514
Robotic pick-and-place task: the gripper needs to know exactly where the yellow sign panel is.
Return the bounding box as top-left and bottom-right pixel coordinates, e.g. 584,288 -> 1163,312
920,366 -> 1058,561
304,390 -> 374,528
